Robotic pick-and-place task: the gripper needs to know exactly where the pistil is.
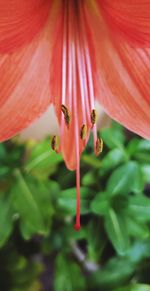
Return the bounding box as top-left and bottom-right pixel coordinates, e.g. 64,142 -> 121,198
50,0 -> 103,231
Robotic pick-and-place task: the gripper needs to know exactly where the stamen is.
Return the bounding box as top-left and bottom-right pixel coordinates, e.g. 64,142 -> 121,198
53,1 -> 104,231
74,161 -> 81,231
77,2 -> 92,124
77,42 -> 87,125
68,0 -> 76,112
79,4 -> 99,155
71,12 -> 81,230
59,0 -> 68,153
91,109 -> 97,126
61,2 -> 67,106
61,104 -> 71,128
96,138 -> 103,156
61,104 -> 68,115
51,135 -> 58,152
80,124 -> 87,140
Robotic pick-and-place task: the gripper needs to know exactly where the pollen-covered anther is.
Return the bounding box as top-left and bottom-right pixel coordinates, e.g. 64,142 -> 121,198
80,124 -> 87,140
96,138 -> 103,156
51,135 -> 58,152
91,109 -> 97,126
61,104 -> 71,128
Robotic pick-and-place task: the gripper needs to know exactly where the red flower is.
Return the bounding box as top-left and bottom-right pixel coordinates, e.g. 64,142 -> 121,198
0,0 -> 150,230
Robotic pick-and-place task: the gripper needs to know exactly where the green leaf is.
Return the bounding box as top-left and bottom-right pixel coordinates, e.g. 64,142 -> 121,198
26,180 -> 54,231
101,123 -> 125,150
58,187 -> 91,215
107,162 -> 144,196
136,140 -> 150,152
54,254 -> 86,291
82,154 -> 101,169
92,257 -> 134,289
126,241 -> 150,264
127,139 -> 150,163
127,217 -> 149,239
24,139 -> 63,179
116,284 -> 150,291
12,169 -> 53,239
60,187 -> 91,199
126,138 -> 141,157
134,153 -> 150,164
127,195 -> 150,222
105,209 -> 129,255
87,221 -> 106,262
100,148 -> 127,175
0,196 -> 13,247
0,166 -> 10,178
141,164 -> 150,183
57,190 -> 90,215
0,143 -> 7,159
111,195 -> 128,213
91,192 -> 109,216
58,198 -> 89,215
82,172 -> 96,186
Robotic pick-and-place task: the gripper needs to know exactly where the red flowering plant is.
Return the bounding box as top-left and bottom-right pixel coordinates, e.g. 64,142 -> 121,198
0,0 -> 150,230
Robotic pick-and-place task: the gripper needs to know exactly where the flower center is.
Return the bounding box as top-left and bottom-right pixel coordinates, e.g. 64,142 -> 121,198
50,0 -> 103,231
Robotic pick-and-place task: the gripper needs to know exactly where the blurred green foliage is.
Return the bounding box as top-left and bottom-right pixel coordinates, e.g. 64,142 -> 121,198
0,122 -> 150,290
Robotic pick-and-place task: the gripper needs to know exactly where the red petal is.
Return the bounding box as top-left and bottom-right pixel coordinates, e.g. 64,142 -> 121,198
0,2 -> 61,142
0,0 -> 51,53
85,1 -> 150,139
99,0 -> 150,47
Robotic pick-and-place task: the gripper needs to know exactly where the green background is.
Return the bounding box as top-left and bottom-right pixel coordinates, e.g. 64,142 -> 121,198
0,122 -> 150,291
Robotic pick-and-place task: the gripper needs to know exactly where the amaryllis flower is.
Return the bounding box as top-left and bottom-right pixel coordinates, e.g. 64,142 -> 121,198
0,1 -> 150,230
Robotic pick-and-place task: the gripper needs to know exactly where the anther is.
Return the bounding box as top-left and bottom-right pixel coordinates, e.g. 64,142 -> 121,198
80,124 -> 87,140
61,104 -> 68,115
96,138 -> 103,156
91,109 -> 97,126
51,135 -> 58,152
61,104 -> 71,128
